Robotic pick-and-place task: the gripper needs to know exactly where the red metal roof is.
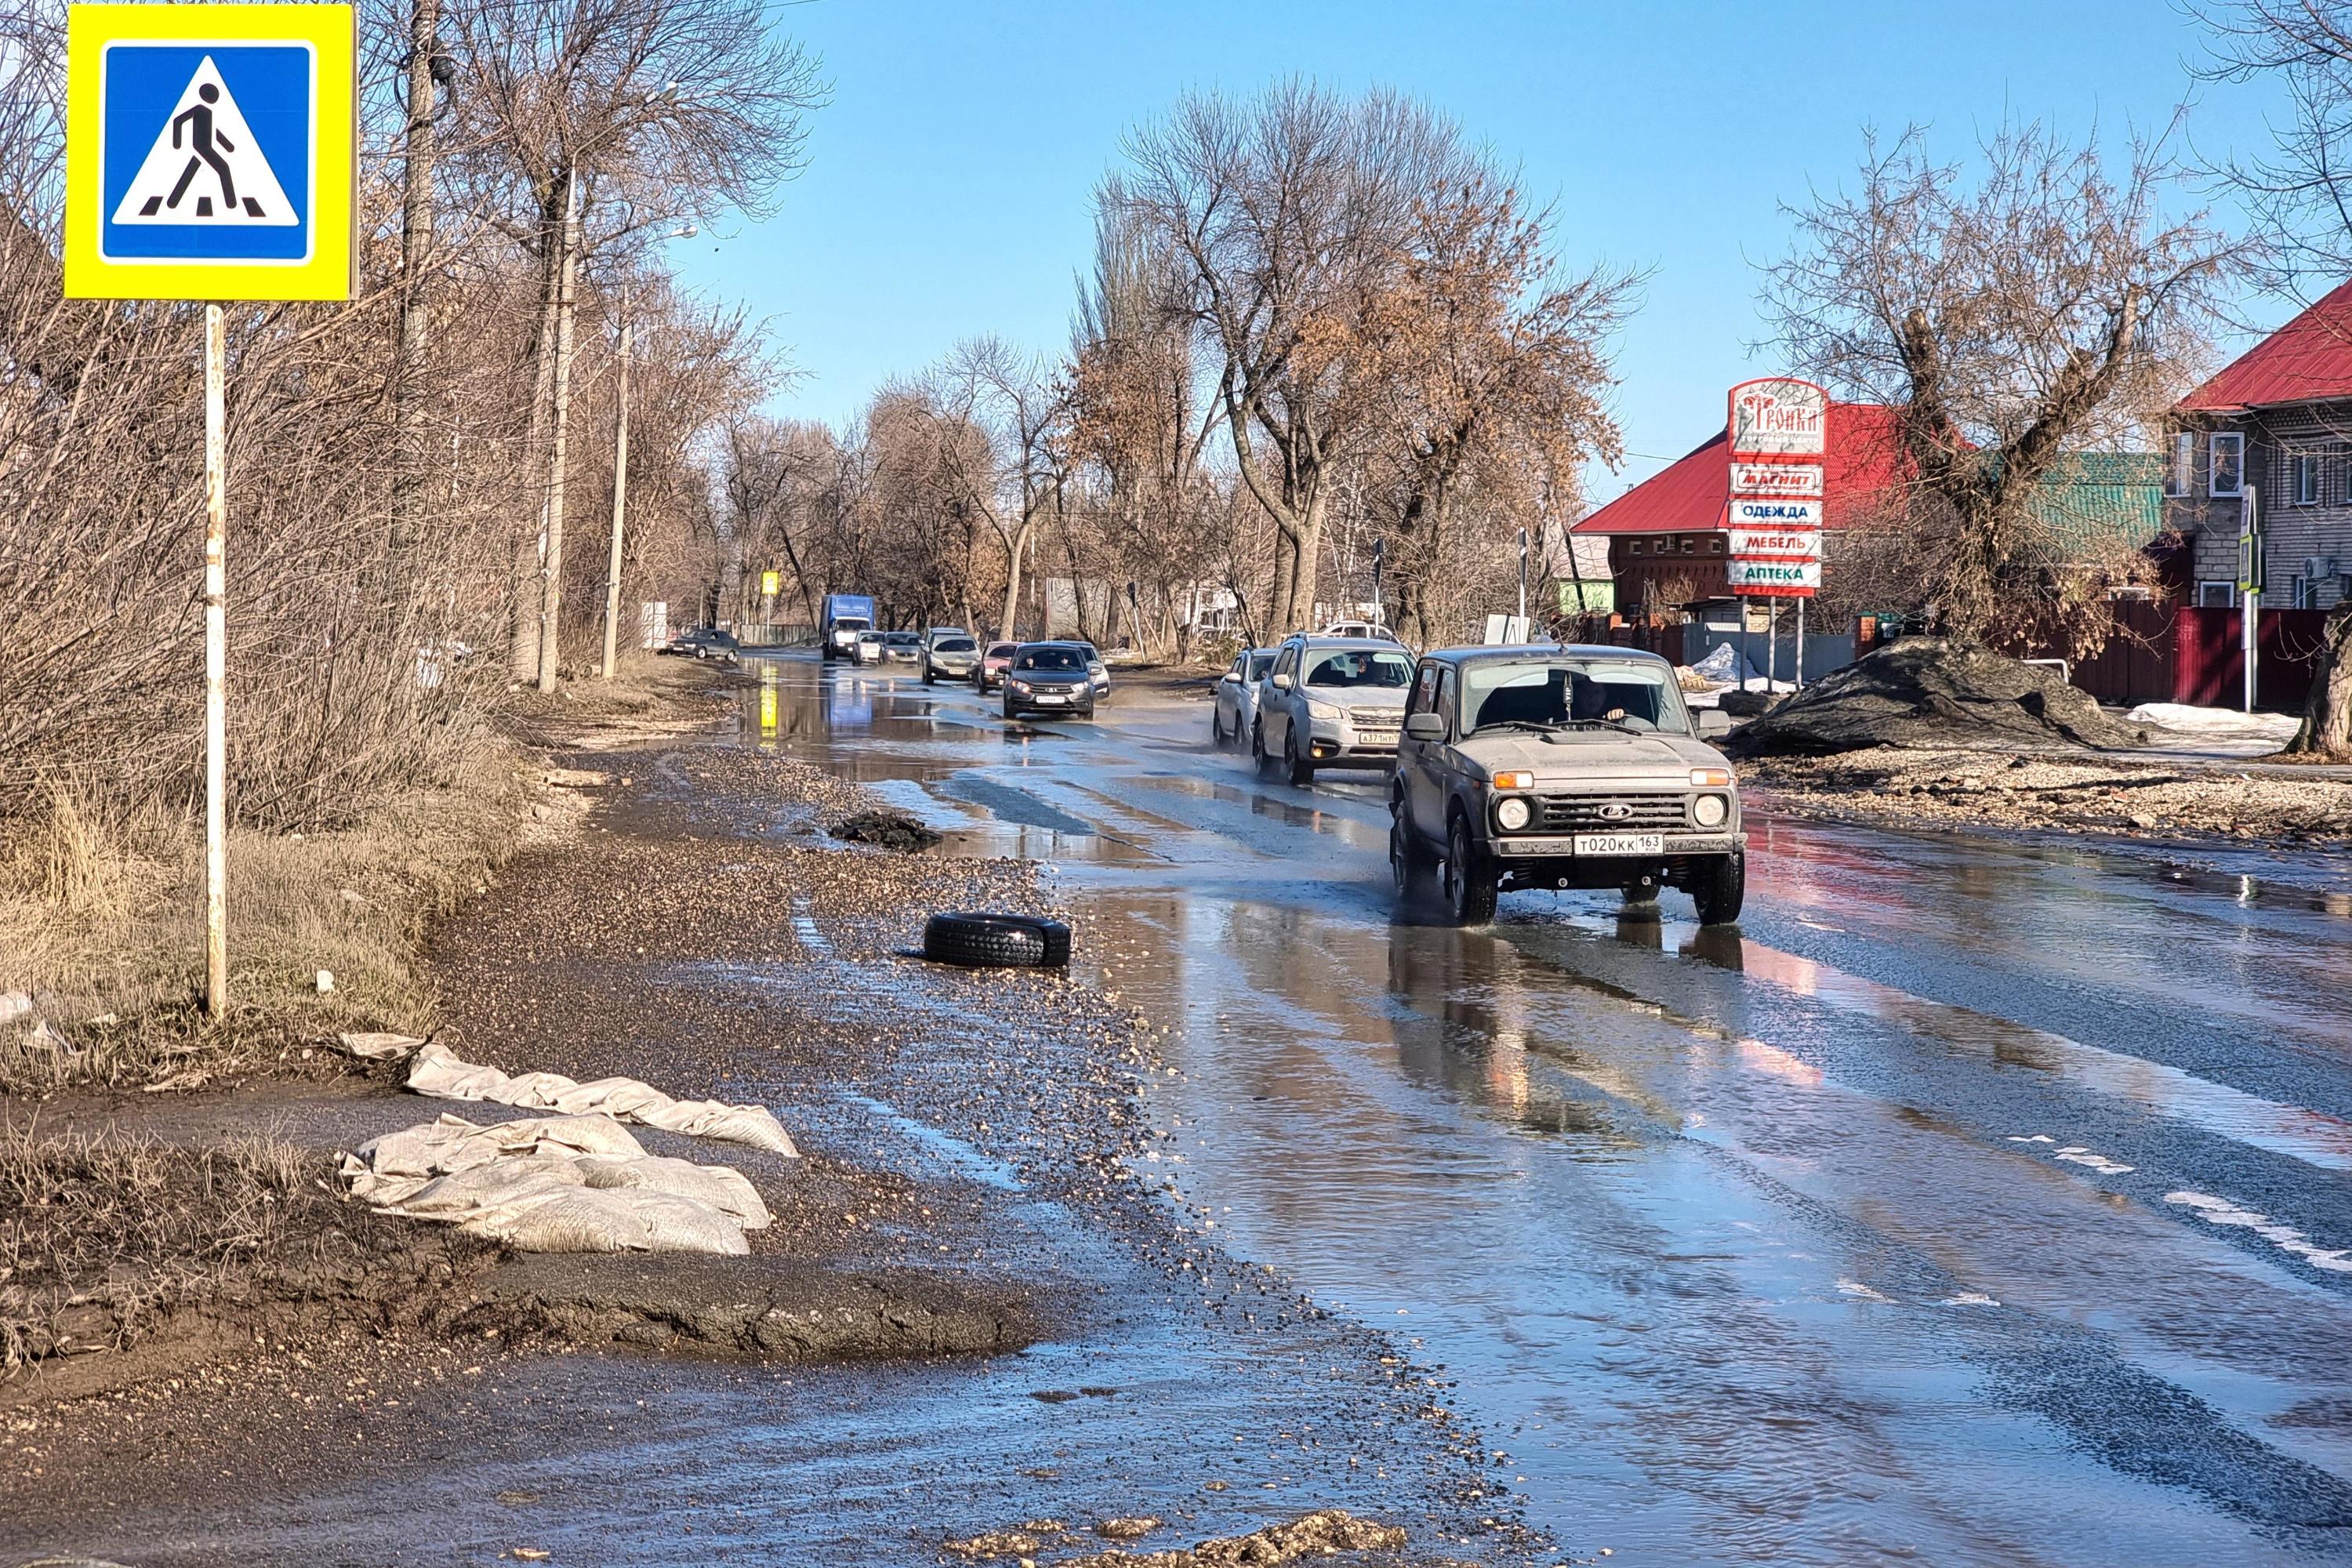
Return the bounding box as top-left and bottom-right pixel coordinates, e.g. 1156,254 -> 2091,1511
1573,402 -> 1908,535
2178,281 -> 2352,412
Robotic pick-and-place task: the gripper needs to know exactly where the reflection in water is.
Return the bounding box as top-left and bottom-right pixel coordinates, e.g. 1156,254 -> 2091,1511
1681,925 -> 1747,971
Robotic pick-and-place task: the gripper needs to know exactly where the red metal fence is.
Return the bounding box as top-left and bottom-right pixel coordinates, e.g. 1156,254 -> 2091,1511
2045,599 -> 2325,711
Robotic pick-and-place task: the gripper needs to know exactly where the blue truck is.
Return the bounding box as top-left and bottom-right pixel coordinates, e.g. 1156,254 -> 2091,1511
819,593 -> 876,660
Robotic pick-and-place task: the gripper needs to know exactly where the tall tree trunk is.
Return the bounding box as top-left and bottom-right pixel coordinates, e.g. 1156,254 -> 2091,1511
535,172 -> 583,694
999,521 -> 1029,643
2290,606 -> 2352,757
510,221 -> 561,681
390,0 -> 441,578
597,312 -> 632,680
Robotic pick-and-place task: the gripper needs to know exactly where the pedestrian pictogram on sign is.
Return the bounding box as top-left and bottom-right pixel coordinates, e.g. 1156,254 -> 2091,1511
112,56 -> 297,228
65,5 -> 355,301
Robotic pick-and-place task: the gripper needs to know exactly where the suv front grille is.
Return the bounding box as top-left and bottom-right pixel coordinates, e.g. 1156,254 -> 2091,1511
1537,794 -> 1688,830
1349,707 -> 1402,726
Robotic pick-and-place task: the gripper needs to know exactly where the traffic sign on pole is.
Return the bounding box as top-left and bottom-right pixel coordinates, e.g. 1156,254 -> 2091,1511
65,4 -> 357,301
64,4 -> 354,1018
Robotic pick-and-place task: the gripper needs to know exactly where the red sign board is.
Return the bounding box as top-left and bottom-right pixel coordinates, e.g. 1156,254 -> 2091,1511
1730,460 -> 1822,499
1725,379 -> 1828,597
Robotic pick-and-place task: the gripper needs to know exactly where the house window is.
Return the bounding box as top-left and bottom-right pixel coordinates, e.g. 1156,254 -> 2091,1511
1708,536 -> 1725,554
2294,451 -> 2320,506
1628,540 -> 1642,556
2292,575 -> 2312,608
2210,432 -> 2245,498
2197,580 -> 2237,608
1680,536 -> 1696,554
2166,431 -> 2194,498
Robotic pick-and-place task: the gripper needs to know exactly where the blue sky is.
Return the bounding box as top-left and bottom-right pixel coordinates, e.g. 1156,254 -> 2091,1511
665,0 -> 2296,501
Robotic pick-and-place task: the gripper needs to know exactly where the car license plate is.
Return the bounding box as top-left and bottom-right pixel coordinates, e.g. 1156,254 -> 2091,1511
1359,731 -> 1398,746
1573,833 -> 1663,856
1036,693 -> 1066,704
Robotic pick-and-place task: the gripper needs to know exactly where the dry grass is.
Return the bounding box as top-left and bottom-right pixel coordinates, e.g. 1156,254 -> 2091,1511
0,1119 -> 323,1374
0,733 -> 536,1094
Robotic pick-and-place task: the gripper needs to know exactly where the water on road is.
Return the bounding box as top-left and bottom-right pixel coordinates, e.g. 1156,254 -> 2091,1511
746,651 -> 2352,1566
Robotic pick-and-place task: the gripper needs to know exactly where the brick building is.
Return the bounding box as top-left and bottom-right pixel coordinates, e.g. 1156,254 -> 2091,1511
2172,282 -> 2352,611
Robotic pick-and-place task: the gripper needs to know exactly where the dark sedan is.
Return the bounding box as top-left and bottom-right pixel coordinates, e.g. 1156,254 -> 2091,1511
1000,643 -> 1096,720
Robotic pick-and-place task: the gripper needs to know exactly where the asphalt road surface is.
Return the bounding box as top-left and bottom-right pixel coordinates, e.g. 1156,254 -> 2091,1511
746,648 -> 2352,1567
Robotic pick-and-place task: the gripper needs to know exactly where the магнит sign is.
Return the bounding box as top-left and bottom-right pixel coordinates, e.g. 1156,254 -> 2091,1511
1726,379 -> 1828,459
1729,461 -> 1823,499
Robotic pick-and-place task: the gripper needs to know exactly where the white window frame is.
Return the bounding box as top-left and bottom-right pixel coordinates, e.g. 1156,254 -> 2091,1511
2196,580 -> 2237,608
2209,432 -> 2245,498
2294,451 -> 2320,506
2165,431 -> 2194,498
2292,574 -> 2312,608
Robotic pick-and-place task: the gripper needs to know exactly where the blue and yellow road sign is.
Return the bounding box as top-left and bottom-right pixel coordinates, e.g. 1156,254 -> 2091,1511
64,4 -> 355,300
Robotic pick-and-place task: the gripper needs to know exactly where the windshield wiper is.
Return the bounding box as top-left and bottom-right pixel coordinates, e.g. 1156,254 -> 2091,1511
1555,717 -> 1646,735
1474,719 -> 1570,735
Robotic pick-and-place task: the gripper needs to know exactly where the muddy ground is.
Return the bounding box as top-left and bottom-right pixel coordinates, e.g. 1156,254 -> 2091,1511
0,667 -> 1523,1566
1744,745 -> 2352,849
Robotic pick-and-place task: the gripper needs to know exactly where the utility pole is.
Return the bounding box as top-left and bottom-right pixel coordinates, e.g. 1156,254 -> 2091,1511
536,166 -> 582,695
1516,525 -> 1529,636
599,308 -> 633,680
390,0 -> 441,569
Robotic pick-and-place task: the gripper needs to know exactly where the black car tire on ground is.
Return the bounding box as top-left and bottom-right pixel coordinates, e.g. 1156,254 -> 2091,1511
922,666 -> 935,685
1390,811 -> 1433,898
922,912 -> 1072,968
1690,849 -> 1746,927
1210,710 -> 1225,746
1253,722 -> 1278,780
1443,813 -> 1499,926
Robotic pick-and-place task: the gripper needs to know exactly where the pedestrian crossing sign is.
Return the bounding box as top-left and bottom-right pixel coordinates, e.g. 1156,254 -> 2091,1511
64,5 -> 354,300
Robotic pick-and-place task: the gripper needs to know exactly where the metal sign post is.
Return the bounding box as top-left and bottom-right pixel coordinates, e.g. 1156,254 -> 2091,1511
1725,380 -> 1827,699
2241,484 -> 2263,714
65,4 -> 357,1018
202,305 -> 227,1012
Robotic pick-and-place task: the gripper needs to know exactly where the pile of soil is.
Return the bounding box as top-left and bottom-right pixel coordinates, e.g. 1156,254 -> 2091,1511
829,808 -> 944,851
1724,638 -> 2151,758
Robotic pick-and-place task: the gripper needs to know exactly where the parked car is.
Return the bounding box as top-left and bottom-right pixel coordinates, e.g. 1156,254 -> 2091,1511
1254,636 -> 1416,785
1070,641 -> 1112,699
664,626 -> 739,660
882,631 -> 924,666
1319,619 -> 1402,642
977,640 -> 1019,693
1388,644 -> 1743,927
1000,643 -> 1097,720
1211,647 -> 1278,749
852,630 -> 886,666
923,632 -> 982,684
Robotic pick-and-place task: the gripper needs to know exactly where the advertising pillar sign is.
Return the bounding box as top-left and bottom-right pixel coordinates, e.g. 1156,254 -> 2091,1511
1726,378 -> 1828,689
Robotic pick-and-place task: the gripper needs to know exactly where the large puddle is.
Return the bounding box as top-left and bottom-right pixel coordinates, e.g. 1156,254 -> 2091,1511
730,650 -> 2352,1564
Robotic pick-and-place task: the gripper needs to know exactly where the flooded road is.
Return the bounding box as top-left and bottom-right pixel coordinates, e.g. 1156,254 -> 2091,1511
747,650 -> 2352,1566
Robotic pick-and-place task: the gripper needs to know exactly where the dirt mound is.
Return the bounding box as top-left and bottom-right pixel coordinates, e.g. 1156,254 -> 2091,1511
829,808 -> 943,851
1723,638 -> 2151,758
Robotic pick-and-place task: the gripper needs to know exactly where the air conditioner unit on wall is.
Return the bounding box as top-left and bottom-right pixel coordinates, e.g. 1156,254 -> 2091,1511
2306,556 -> 2342,582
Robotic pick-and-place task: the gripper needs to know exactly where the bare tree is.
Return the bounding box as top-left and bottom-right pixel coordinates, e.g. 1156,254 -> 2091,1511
445,0 -> 823,688
1111,82 -> 1476,633
1762,122 -> 2239,655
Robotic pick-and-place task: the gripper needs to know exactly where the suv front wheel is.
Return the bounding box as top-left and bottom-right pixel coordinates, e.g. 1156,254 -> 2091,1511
1690,850 -> 1746,927
1442,813 -> 1498,926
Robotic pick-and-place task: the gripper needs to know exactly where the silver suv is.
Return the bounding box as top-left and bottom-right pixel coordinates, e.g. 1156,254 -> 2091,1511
1389,644 -> 1744,926
1253,636 -> 1416,785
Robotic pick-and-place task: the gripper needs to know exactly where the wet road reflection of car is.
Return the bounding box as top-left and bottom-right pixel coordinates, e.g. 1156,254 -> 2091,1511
736,649 -> 2352,1568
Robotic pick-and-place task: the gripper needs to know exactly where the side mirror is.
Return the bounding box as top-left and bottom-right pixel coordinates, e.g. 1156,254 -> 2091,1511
1219,671 -> 1240,684
1271,672 -> 1294,691
1403,713 -> 1446,742
1697,710 -> 1732,736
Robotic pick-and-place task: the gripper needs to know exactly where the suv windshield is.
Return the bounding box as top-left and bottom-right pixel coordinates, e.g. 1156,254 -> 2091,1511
1306,649 -> 1414,689
1014,647 -> 1085,673
935,637 -> 977,653
1461,658 -> 1691,735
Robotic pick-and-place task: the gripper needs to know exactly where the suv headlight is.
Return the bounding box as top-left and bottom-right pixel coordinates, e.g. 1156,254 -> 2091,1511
1496,797 -> 1532,832
1693,793 -> 1730,827
1305,699 -> 1342,720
